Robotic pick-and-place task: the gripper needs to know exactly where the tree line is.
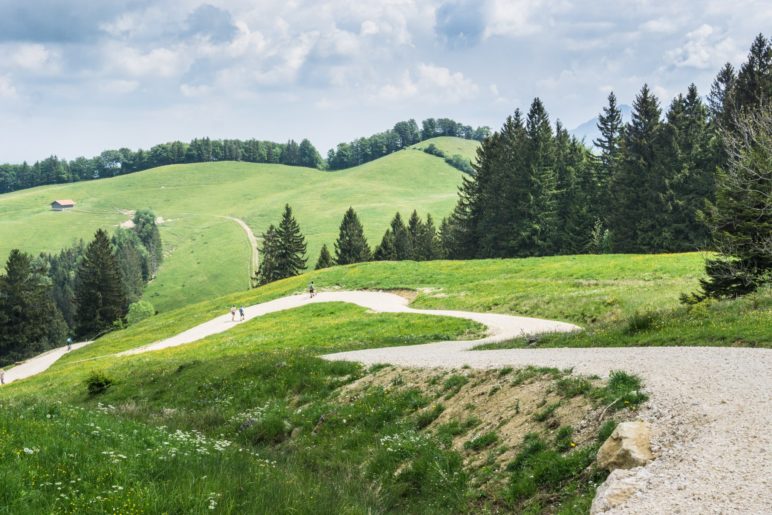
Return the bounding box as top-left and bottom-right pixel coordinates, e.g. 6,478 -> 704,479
326,117 -> 490,170
0,210 -> 163,366
0,116 -> 488,195
0,138 -> 323,194
441,34 -> 769,279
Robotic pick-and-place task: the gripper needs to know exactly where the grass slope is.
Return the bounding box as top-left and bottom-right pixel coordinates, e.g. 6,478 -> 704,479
411,136 -> 481,158
2,253 -> 766,513
0,138 -> 471,311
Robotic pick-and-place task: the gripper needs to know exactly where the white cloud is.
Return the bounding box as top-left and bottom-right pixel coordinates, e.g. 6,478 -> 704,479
0,75 -> 17,98
375,63 -> 478,103
110,45 -> 190,78
640,18 -> 678,34
360,20 -> 379,36
484,0 -> 543,38
665,24 -> 743,69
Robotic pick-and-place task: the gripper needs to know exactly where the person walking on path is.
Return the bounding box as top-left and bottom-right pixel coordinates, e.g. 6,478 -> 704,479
66,337 -> 72,352
308,281 -> 316,298
230,306 -> 237,321
239,306 -> 245,321
0,369 -> 4,385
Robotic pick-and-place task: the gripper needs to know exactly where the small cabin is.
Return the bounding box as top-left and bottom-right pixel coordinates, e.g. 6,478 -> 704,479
51,199 -> 76,211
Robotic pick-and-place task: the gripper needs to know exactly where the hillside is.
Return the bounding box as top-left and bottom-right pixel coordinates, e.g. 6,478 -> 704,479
1,254 -> 768,513
0,137 -> 474,311
411,136 -> 481,158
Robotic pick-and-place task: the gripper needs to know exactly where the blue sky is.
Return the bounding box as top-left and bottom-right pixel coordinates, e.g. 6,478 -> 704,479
0,0 -> 769,162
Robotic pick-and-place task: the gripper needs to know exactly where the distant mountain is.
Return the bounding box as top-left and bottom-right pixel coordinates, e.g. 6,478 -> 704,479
569,104 -> 632,148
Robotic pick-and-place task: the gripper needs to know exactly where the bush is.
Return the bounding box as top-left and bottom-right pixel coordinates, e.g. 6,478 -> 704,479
624,310 -> 657,334
85,371 -> 114,396
463,431 -> 498,451
127,300 -> 155,325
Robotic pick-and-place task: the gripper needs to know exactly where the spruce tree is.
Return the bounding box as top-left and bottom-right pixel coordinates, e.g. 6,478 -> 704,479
274,204 -> 307,279
523,98 -> 557,255
733,34 -> 772,116
75,229 -> 128,338
389,212 -> 413,260
0,250 -> 67,365
112,228 -> 147,303
256,225 -> 280,285
695,106 -> 772,298
593,92 -> 624,220
133,209 -> 163,279
373,229 -> 397,260
609,84 -> 669,252
315,244 -> 334,270
334,207 -> 371,265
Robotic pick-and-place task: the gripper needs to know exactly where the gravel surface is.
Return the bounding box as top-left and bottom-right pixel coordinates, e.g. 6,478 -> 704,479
4,290 -> 770,513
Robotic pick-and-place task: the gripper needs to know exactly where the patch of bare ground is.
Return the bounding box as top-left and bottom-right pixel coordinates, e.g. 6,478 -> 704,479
341,365 -> 637,495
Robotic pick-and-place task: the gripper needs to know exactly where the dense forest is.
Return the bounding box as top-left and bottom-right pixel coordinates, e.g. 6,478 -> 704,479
0,210 -> 163,366
442,34 -> 770,262
0,117 -> 487,194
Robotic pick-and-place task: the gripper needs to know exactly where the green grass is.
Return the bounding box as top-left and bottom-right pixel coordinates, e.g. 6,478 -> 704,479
0,137 -> 471,311
411,136 -> 481,159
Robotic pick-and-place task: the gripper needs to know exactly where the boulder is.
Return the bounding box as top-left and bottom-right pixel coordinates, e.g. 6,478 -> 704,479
590,468 -> 649,513
597,421 -> 653,470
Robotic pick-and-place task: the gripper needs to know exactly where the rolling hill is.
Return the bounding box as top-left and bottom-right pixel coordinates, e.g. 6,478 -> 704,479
0,137 -> 478,311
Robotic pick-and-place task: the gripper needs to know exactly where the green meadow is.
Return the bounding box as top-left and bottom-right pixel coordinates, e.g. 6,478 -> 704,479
0,137 -> 476,312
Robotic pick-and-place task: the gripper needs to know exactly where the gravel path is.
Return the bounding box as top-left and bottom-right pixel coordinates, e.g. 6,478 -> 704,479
3,290 -> 769,513
1,342 -> 91,385
224,216 -> 260,280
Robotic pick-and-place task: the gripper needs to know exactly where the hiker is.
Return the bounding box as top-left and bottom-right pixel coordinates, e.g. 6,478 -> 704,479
239,306 -> 245,321
66,337 -> 72,352
230,306 -> 237,321
0,369 -> 4,385
308,281 -> 316,298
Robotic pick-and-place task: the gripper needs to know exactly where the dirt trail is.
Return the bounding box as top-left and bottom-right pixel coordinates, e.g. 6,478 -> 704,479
224,216 -> 259,279
2,290 -> 769,513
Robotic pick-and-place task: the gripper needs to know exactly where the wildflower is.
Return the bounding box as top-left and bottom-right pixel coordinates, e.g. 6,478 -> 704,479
23,448 -> 34,455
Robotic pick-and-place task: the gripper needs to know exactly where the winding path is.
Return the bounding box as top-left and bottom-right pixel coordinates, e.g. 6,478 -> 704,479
1,291 -> 769,514
224,216 -> 260,280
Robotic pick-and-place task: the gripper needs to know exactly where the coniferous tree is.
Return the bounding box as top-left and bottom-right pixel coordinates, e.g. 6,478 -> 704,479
256,225 -> 280,285
112,228 -> 147,303
334,207 -> 371,265
609,84 -> 669,252
593,92 -> 624,220
0,250 -> 67,365
389,212 -> 413,260
373,229 -> 397,260
315,244 -> 334,270
415,213 -> 441,260
274,204 -> 307,279
74,229 -> 128,338
40,240 -> 85,330
693,106 -> 772,299
733,34 -> 772,117
407,210 -> 424,257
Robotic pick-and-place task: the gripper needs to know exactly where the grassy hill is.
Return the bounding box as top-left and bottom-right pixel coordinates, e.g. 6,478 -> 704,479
0,137 -> 476,311
1,253 -> 768,512
411,136 -> 481,158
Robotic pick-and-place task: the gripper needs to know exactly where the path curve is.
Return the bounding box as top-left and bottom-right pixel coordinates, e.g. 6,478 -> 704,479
2,291 -> 770,514
224,216 -> 260,279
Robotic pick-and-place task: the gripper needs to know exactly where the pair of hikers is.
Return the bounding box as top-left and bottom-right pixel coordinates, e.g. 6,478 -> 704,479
230,306 -> 245,321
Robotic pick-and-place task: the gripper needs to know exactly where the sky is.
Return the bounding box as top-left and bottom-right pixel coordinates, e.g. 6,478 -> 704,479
0,0 -> 769,163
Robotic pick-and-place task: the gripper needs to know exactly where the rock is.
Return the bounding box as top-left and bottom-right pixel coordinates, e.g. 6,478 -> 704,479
597,421 -> 653,470
590,467 -> 649,513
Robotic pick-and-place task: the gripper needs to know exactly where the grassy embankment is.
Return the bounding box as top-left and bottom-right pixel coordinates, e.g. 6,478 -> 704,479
0,137 -> 476,312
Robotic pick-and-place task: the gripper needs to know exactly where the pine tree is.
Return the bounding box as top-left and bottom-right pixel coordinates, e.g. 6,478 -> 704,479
256,225 -> 280,285
315,244 -> 334,270
733,34 -> 772,116
112,228 -> 147,303
593,92 -> 624,221
609,84 -> 669,252
417,213 -> 441,260
0,250 -> 67,365
75,229 -> 128,338
694,105 -> 772,298
132,209 -> 163,279
373,229 -> 397,260
389,212 -> 412,260
334,207 -> 371,265
708,63 -> 737,128
274,204 -> 307,279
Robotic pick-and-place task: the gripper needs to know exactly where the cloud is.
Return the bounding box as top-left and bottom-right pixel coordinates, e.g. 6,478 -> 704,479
0,75 -> 17,98
185,4 -> 238,43
435,0 -> 486,47
665,24 -> 742,69
376,63 -> 478,103
98,79 -> 140,94
484,0 -> 543,39
109,44 -> 190,78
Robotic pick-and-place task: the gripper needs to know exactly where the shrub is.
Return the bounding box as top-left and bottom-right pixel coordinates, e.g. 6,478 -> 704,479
127,300 -> 155,325
464,431 -> 498,451
85,371 -> 114,396
624,310 -> 657,334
